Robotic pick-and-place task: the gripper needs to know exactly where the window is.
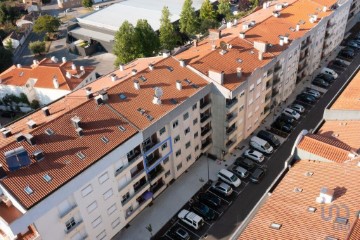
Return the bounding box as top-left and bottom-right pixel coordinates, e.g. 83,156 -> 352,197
91,216 -> 102,228
256,92 -> 260,99
103,188 -> 113,200
185,141 -> 191,149
186,155 -> 191,161
159,127 -> 166,135
174,135 -> 180,143
121,192 -> 130,204
193,118 -> 198,125
183,112 -> 189,120
248,98 -> 253,105
161,142 -> 168,151
107,204 -> 117,215
239,105 -> 244,111
195,145 -> 199,151
256,78 -> 262,85
249,84 -> 254,92
111,218 -> 121,229
65,217 -> 76,231
87,201 -> 98,213
24,186 -> 33,195
184,127 -> 190,135
163,157 -> 169,165
194,132 -> 198,138
98,172 -> 109,184
96,230 -> 106,240
173,120 -> 179,128
176,150 -> 181,157
43,174 -> 52,182
177,163 -> 183,171
81,185 -> 93,197
240,91 -> 245,97
255,105 -> 259,112
165,170 -> 171,178
192,103 -> 197,110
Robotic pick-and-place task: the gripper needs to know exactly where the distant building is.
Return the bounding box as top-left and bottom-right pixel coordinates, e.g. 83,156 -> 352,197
57,0 -> 82,9
0,57 -> 96,105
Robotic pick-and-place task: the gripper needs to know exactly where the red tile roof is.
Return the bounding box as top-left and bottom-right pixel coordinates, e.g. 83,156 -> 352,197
330,71 -> 360,110
0,58 -> 95,91
348,217 -> 360,240
240,160 -> 360,240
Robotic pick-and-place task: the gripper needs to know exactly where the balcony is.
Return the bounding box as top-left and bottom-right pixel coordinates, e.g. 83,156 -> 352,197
200,100 -> 211,110
272,90 -> 279,97
148,165 -> 165,184
59,204 -> 78,220
298,64 -> 307,73
201,138 -> 212,152
131,166 -> 144,180
274,65 -> 282,73
226,112 -> 238,126
125,197 -> 152,222
200,113 -> 211,126
226,98 -> 238,113
301,41 -> 310,50
64,220 -> 83,234
201,127 -> 212,140
272,78 -> 280,86
226,125 -> 237,135
145,151 -> 161,169
151,180 -> 166,198
122,182 -> 150,207
115,153 -> 143,178
266,82 -> 272,90
225,140 -> 236,149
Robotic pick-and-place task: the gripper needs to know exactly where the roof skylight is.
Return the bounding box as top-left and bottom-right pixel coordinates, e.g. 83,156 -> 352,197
76,151 -> 85,160
24,186 -> 33,195
101,136 -> 109,144
118,125 -> 126,132
119,93 -> 127,100
270,223 -> 282,230
43,174 -> 52,182
166,66 -> 174,72
45,128 -> 55,135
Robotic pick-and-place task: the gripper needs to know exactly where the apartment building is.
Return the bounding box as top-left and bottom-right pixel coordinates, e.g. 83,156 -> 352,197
0,0 -> 358,239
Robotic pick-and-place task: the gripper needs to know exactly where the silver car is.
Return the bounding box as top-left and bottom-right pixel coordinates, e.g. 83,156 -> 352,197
244,149 -> 265,163
211,181 -> 233,196
290,104 -> 305,113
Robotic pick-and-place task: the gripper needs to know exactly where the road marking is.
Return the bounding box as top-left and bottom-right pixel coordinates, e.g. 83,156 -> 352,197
177,222 -> 201,238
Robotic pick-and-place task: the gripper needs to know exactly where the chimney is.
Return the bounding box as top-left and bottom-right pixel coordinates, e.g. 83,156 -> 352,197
152,96 -> 162,105
211,44 -> 216,50
162,50 -> 170,58
25,133 -> 35,145
263,2 -> 267,9
26,120 -> 37,129
119,64 -> 124,71
193,39 -> 198,47
85,87 -> 93,99
134,80 -> 140,90
71,63 -> 76,70
179,59 -> 186,67
239,32 -> 246,39
296,24 -> 300,31
316,187 -> 334,204
148,64 -> 154,71
1,128 -> 12,138
227,22 -> 232,29
233,19 -> 238,26
275,4 -> 283,10
236,67 -> 242,78
95,95 -> 103,105
110,74 -> 117,82
176,80 -> 182,90
208,69 -> 224,85
32,60 -> 38,66
80,66 -> 84,71
17,64 -> 22,68
42,107 -> 50,116
273,11 -> 280,17
62,57 -> 67,63
258,51 -> 263,60
131,69 -> 137,76
50,56 -> 57,63
76,127 -> 84,137
53,76 -> 59,88
323,6 -> 327,12
66,71 -> 71,79
279,38 -> 284,46
71,116 -> 81,129
99,89 -> 109,102
284,36 -> 289,44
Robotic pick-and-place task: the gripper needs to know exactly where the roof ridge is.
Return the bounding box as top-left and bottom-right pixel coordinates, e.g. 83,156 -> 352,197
308,134 -> 353,152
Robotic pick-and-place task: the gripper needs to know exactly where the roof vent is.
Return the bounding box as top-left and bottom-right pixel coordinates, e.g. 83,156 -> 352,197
17,64 -> 22,68
134,80 -> 140,90
51,56 -> 58,63
148,64 -> 154,71
110,74 -> 117,82
62,57 -> 66,63
45,128 -> 54,135
283,35 -> 289,44
294,187 -> 303,192
239,32 -> 246,39
66,71 -> 71,79
14,133 -> 25,142
296,24 -> 300,31
52,75 -> 59,89
275,3 -> 283,10
99,89 -> 109,102
152,87 -> 163,105
71,63 -> 76,70
242,22 -> 251,30
270,223 -> 282,230
162,49 -> 170,58
26,119 -> 37,129
316,187 -> 334,204
85,87 -> 93,99
71,116 -> 81,129
76,127 -> 84,137
1,128 -> 12,138
179,59 -> 186,67
95,95 -> 103,105
33,150 -> 44,161
176,80 -> 182,90
279,36 -> 284,46
273,11 -> 280,17
323,6 -> 327,12
119,64 -> 124,71
307,206 -> 317,213
283,2 -> 288,7
236,67 -> 242,78
42,107 -> 50,116
80,66 -> 84,71
305,171 -> 314,176
335,217 -> 348,225
25,133 -> 35,145
208,69 -> 224,85
131,69 -> 137,76
258,51 -> 263,60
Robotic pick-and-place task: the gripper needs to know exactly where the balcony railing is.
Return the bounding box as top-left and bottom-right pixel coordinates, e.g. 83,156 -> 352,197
151,180 -> 165,195
148,166 -> 164,181
225,140 -> 236,149
298,64 -> 307,73
201,127 -> 212,137
64,220 -> 83,234
200,100 -> 211,109
127,150 -> 141,162
122,182 -> 149,206
273,78 -> 280,86
226,126 -> 237,135
264,107 -> 270,115
272,90 -> 279,97
201,139 -> 212,150
266,82 -> 272,90
226,112 -> 237,122
143,142 -> 156,152
145,153 -> 161,168
115,153 -> 142,177
200,114 -> 211,123
226,98 -> 238,109
274,66 -> 281,73
131,168 -> 144,179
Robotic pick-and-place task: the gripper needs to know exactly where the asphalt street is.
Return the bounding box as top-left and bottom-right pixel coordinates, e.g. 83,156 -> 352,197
205,53 -> 360,240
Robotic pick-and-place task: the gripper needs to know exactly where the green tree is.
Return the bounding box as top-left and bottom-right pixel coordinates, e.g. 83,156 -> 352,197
113,21 -> 141,66
29,40 -> 45,55
0,47 -> 13,72
82,0 -> 93,8
251,0 -> 259,7
200,0 -> 216,21
179,0 -> 198,36
4,39 -> 12,50
159,6 -> 178,50
33,15 -> 61,34
135,19 -> 160,57
217,0 -> 232,19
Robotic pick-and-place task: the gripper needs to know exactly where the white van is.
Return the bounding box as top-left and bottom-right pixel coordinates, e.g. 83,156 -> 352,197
178,210 -> 204,230
218,169 -> 241,187
250,136 -> 274,154
321,67 -> 338,79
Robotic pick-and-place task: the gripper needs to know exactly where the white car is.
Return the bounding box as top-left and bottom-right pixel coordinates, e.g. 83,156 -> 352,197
290,104 -> 305,113
218,169 -> 241,187
303,89 -> 320,99
244,149 -> 265,163
178,210 -> 204,230
282,108 -> 301,120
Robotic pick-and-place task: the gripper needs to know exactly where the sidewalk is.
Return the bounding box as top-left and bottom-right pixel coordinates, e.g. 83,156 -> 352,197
112,46 -> 341,240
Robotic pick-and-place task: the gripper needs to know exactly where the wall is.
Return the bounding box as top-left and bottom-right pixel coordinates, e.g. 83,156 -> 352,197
34,88 -> 70,105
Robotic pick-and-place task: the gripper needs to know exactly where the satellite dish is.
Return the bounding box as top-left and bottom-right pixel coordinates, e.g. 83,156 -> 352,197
154,87 -> 163,98
220,41 -> 227,50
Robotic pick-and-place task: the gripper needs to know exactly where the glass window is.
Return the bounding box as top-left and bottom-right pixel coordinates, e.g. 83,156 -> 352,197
174,135 -> 180,143
186,155 -> 191,161
65,217 -> 76,231
161,142 -> 168,150
192,103 -> 197,110
183,112 -> 189,120
103,188 -> 113,200
98,172 -> 109,184
87,201 -> 98,213
194,132 -> 198,138
81,185 -> 93,197
159,127 -> 166,135
173,120 -> 179,128
176,150 -> 181,157
91,216 -> 102,228
177,163 -> 182,171
185,141 -> 191,149
193,118 -> 198,125
184,127 -> 190,135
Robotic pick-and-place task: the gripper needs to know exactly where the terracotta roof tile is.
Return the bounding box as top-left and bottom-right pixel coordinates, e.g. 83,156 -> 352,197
348,217 -> 360,240
240,160 -> 360,240
330,71 -> 360,110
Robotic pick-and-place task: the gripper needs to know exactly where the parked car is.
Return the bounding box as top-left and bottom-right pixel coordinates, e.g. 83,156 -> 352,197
277,114 -> 295,125
243,149 -> 265,163
257,130 -> 281,148
197,192 -> 221,209
289,103 -> 305,113
303,89 -> 321,98
297,93 -> 317,104
234,157 -> 256,170
168,228 -> 190,240
329,59 -> 347,68
312,78 -> 330,89
231,166 -> 250,179
338,50 -> 354,59
178,210 -> 204,230
249,167 -> 266,183
282,108 -> 301,120
316,73 -> 335,83
320,67 -> 338,79
211,181 -> 233,196
190,201 -> 217,221
0,111 -> 16,118
249,136 -> 274,154
346,41 -> 360,49
218,169 -> 241,187
272,121 -> 293,133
